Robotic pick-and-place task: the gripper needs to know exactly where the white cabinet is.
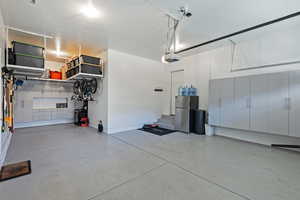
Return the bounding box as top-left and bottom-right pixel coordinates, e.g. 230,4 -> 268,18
250,75 -> 270,133
232,77 -> 250,130
14,92 -> 33,123
219,78 -> 235,128
250,73 -> 289,135
208,71 -> 298,137
268,72 -> 289,135
289,71 -> 300,137
208,78 -> 234,128
208,79 -> 220,126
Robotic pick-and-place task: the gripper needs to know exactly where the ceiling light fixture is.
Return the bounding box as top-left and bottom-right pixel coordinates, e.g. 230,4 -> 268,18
80,1 -> 100,18
48,50 -> 69,58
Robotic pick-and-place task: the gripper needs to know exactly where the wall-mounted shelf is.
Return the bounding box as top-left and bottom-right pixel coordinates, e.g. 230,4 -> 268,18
6,64 -> 45,73
14,75 -> 74,83
27,77 -> 74,83
5,64 -> 44,77
67,72 -> 103,80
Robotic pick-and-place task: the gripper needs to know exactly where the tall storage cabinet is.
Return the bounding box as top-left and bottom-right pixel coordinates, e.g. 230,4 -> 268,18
208,78 -> 235,128
268,72 -> 289,135
219,78 -> 235,128
232,77 -> 250,130
208,79 -> 220,126
289,71 -> 300,137
209,71 -> 292,137
250,75 -> 270,133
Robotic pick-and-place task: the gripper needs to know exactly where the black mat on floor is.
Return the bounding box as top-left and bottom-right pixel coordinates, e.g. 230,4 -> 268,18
0,160 -> 31,182
138,127 -> 176,136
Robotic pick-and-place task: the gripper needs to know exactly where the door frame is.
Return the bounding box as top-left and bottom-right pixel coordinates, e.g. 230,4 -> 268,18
170,69 -> 184,115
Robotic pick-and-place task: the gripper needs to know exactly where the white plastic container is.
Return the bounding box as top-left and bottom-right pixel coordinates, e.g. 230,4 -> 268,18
205,124 -> 215,136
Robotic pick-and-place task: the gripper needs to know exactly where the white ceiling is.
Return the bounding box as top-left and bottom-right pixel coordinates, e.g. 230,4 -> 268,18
1,0 -> 300,61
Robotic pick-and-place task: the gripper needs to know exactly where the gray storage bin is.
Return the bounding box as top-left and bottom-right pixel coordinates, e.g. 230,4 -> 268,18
66,66 -> 80,78
81,64 -> 102,75
12,41 -> 44,57
15,53 -> 44,68
80,55 -> 100,65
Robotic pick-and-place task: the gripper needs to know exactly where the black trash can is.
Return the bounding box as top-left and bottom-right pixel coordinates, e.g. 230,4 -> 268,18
191,109 -> 206,135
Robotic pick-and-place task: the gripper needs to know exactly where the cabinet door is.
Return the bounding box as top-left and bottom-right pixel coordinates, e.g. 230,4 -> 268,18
219,78 -> 235,128
289,71 -> 300,137
233,77 -> 250,130
250,75 -> 269,133
268,72 -> 289,135
208,80 -> 220,126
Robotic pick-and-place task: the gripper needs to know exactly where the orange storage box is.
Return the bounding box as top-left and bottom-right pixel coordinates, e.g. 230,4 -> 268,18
50,71 -> 62,80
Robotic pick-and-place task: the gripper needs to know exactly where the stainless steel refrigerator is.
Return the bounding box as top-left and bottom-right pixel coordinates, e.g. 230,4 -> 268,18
175,96 -> 199,133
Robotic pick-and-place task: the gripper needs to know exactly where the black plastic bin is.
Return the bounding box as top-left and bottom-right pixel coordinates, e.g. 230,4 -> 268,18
66,66 -> 80,78
15,53 -> 44,68
12,41 -> 44,58
191,109 -> 206,135
80,55 -> 100,65
81,64 -> 102,75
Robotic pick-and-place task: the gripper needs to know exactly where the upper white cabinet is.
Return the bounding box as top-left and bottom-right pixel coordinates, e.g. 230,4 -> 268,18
232,28 -> 300,70
289,71 -> 300,137
232,77 -> 250,130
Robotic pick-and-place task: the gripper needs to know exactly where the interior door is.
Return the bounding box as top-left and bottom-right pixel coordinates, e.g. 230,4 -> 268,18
208,79 -> 220,126
250,75 -> 269,133
171,70 -> 184,115
289,71 -> 300,137
219,78 -> 235,128
233,77 -> 250,130
268,72 -> 289,135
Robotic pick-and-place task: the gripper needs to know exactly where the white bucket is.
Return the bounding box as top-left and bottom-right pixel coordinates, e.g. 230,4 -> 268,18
205,124 -> 215,136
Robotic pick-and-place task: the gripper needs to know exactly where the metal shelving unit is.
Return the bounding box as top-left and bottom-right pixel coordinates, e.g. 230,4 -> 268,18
26,77 -> 74,83
66,59 -> 104,80
67,72 -> 103,80
4,27 -> 50,76
6,64 -> 45,77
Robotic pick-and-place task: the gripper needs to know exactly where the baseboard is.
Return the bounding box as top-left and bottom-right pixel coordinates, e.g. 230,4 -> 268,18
215,127 -> 300,151
15,119 -> 74,129
107,126 -> 141,134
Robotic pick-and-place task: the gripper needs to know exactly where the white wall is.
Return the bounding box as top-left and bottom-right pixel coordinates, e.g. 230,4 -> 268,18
89,49 -> 168,134
164,51 -> 212,113
107,49 -> 168,133
14,80 -> 74,128
88,51 -> 109,132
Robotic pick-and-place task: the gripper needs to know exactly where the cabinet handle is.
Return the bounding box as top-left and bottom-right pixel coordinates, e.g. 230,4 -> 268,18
288,97 -> 291,110
246,98 -> 251,109
284,97 -> 290,110
219,98 -> 222,108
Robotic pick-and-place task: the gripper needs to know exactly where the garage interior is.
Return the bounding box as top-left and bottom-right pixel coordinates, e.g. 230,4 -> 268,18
1,0 -> 300,200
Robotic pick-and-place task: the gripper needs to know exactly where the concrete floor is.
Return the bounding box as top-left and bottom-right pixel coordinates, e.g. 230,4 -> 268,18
1,124 -> 300,200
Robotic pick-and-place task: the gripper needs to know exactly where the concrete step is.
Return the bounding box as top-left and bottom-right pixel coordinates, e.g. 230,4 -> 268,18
157,117 -> 174,125
157,122 -> 175,130
161,114 -> 175,120
156,115 -> 175,130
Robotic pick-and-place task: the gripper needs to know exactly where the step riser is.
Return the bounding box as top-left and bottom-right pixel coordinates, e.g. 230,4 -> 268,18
157,123 -> 175,130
